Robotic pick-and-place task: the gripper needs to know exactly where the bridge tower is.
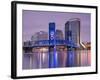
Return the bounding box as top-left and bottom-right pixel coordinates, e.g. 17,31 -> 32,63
49,22 -> 58,68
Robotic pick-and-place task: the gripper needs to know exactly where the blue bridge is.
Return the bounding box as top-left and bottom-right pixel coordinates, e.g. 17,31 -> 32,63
23,40 -> 78,48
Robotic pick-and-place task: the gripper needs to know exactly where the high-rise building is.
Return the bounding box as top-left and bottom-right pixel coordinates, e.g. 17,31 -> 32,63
65,18 -> 80,67
55,29 -> 64,40
65,18 -> 80,47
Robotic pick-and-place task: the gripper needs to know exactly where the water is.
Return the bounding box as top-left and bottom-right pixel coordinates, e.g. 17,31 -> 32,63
22,50 -> 91,69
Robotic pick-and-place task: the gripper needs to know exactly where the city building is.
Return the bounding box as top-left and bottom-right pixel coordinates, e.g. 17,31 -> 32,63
37,31 -> 48,40
31,34 -> 38,42
55,29 -> 64,40
23,41 -> 32,47
65,18 -> 80,67
31,31 -> 48,45
23,20 -> 91,69
65,18 -> 80,47
31,31 -> 48,41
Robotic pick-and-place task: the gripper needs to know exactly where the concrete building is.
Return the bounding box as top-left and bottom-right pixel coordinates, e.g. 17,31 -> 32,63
31,31 -> 48,41
31,31 -> 48,45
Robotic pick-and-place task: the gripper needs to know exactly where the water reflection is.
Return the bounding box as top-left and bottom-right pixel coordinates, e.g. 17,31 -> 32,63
23,49 -> 91,69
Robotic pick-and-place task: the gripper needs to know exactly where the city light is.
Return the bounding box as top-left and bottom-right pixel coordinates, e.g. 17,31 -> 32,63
23,19 -> 91,69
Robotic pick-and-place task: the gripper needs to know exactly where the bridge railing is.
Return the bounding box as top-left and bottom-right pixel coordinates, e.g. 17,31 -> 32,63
23,40 -> 78,48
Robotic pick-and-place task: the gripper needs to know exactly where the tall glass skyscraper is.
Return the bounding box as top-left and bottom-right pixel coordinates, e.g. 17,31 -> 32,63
65,18 -> 80,47
65,18 -> 80,67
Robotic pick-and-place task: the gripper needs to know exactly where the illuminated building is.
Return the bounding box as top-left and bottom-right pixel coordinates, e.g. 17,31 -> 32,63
65,18 -> 80,47
65,18 -> 80,67
23,19 -> 91,69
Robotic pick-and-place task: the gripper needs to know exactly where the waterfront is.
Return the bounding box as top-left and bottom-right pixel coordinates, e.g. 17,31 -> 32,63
23,49 -> 91,69
22,10 -> 91,70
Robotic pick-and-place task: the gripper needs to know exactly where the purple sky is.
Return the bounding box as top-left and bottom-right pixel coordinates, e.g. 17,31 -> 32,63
22,10 -> 91,42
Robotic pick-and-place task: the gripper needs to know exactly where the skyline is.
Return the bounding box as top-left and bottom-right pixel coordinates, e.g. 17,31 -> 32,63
22,10 -> 91,42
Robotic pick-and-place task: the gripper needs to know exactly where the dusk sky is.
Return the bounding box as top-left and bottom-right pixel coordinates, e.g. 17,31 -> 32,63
22,10 -> 91,42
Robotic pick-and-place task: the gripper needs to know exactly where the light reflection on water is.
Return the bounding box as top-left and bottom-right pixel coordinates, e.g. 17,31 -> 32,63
22,50 -> 91,69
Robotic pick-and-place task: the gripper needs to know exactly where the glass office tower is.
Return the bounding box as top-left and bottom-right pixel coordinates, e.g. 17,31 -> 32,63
65,18 -> 80,47
65,18 -> 80,67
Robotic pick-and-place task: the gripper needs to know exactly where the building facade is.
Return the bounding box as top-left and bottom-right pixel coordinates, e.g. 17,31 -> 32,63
55,29 -> 64,40
31,31 -> 48,45
65,18 -> 80,47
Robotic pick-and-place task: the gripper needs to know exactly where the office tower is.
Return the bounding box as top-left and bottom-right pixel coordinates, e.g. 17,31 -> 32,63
65,18 -> 80,67
65,18 -> 80,47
